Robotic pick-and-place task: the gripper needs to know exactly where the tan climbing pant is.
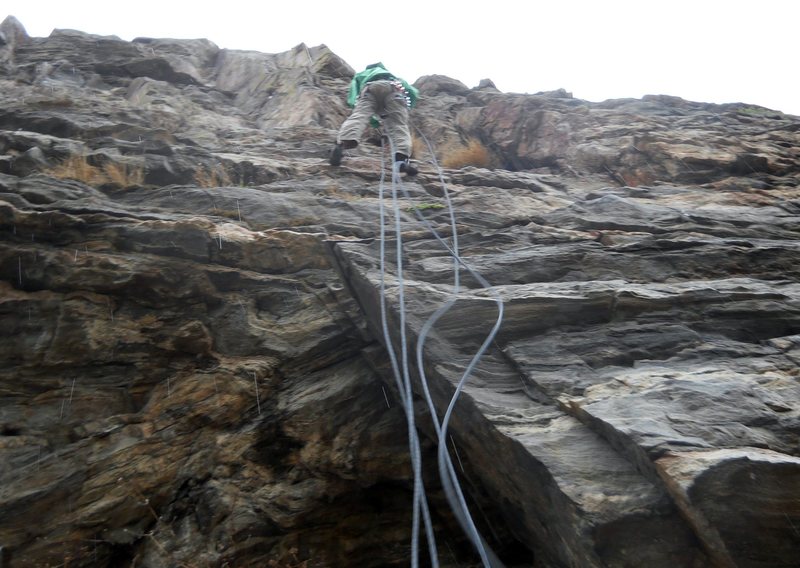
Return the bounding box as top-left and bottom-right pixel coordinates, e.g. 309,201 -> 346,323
337,80 -> 412,157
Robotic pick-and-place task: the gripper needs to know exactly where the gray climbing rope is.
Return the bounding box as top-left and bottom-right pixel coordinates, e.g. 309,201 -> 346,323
378,138 -> 439,568
377,126 -> 506,568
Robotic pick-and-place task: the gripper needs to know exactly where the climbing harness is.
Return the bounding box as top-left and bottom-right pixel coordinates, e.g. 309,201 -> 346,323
377,125 -> 506,568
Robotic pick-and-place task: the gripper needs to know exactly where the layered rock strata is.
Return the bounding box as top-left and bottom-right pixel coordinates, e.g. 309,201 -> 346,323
1,15 -> 799,568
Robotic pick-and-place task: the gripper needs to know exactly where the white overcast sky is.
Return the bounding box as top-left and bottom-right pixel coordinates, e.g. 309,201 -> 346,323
6,0 -> 799,115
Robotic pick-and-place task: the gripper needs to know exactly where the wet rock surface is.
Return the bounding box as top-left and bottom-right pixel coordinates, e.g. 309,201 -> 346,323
1,15 -> 799,568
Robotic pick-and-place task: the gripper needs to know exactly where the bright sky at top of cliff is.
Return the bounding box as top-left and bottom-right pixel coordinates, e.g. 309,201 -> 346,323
7,0 -> 799,116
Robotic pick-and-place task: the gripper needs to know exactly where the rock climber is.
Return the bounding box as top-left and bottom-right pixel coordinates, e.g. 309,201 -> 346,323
329,62 -> 420,176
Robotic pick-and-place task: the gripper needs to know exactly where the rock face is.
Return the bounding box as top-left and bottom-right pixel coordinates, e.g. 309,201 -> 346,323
1,15 -> 799,568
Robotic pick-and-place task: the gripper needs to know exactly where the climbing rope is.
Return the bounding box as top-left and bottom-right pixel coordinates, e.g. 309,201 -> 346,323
377,136 -> 439,568
377,126 -> 506,568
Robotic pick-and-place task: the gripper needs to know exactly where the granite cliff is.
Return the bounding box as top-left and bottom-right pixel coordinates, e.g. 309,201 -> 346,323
1,15 -> 799,568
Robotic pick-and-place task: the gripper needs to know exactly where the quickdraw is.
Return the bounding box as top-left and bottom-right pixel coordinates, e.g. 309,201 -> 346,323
390,79 -> 413,108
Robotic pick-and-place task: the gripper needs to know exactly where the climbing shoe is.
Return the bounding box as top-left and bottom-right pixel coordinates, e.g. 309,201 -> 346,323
396,160 -> 418,176
329,143 -> 343,166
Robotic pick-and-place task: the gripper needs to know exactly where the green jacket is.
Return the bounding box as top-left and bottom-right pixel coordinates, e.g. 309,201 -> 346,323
346,62 -> 420,109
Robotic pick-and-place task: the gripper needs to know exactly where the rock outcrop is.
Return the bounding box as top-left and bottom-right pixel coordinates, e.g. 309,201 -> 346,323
1,15 -> 799,568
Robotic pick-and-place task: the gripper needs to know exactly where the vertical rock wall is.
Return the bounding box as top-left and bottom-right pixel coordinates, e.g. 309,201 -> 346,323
1,15 -> 799,567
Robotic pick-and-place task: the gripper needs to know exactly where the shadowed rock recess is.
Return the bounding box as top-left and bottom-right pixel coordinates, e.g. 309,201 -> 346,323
1,14 -> 799,568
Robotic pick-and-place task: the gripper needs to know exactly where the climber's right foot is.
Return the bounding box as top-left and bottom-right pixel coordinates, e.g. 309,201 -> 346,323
329,143 -> 343,166
396,160 -> 418,176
